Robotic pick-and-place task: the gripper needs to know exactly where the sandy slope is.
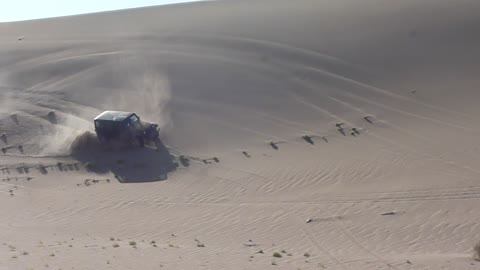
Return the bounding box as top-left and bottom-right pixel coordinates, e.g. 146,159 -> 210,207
1,0 -> 480,269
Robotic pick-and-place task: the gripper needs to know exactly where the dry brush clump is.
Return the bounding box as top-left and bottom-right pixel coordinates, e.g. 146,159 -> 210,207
273,252 -> 282,258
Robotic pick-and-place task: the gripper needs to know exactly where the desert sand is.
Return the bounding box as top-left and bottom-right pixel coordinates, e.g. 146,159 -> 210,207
1,0 -> 480,269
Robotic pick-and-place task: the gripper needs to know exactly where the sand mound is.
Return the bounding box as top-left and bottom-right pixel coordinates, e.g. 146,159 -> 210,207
69,131 -> 101,154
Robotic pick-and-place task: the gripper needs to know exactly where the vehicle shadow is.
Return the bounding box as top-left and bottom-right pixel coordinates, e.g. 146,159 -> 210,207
72,140 -> 178,183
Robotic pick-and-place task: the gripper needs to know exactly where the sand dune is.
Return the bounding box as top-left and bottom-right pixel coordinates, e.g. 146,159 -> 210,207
1,0 -> 480,269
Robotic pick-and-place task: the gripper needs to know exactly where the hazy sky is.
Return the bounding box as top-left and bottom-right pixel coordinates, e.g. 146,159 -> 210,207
0,0 -> 203,22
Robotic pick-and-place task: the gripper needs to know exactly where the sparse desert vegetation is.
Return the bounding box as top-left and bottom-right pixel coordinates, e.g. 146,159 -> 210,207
194,238 -> 205,247
273,252 -> 282,258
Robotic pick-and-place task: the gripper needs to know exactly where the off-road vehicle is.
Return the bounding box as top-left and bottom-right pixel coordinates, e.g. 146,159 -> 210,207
94,111 -> 160,148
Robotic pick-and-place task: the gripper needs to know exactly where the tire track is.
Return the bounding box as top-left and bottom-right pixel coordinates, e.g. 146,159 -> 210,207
337,90 -> 480,134
289,78 -> 480,179
327,95 -> 432,142
283,205 -> 351,270
324,95 -> 480,178
158,32 -> 368,75
300,66 -> 475,121
84,185 -> 480,207
332,212 -> 400,270
194,33 -> 475,127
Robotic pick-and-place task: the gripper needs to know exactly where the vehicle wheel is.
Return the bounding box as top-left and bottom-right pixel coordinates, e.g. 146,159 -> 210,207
137,136 -> 145,147
153,136 -> 163,151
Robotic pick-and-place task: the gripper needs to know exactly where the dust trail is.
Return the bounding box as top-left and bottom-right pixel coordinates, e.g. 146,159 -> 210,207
68,131 -> 100,154
0,74 -> 17,116
104,69 -> 172,135
47,65 -> 173,155
40,113 -> 92,156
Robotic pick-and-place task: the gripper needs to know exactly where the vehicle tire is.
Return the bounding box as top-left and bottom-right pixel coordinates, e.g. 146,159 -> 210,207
137,136 -> 145,147
153,136 -> 163,151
